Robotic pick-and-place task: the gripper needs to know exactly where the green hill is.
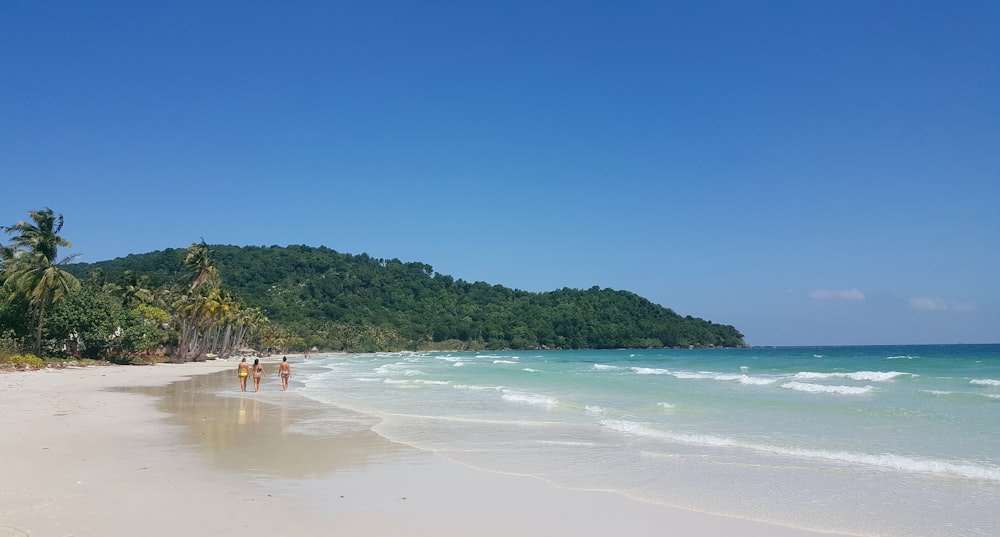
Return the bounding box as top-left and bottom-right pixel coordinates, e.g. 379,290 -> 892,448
67,244 -> 745,351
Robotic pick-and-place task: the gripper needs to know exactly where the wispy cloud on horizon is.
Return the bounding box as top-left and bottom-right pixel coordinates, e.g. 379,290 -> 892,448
808,288 -> 866,302
909,297 -> 947,311
909,297 -> 979,312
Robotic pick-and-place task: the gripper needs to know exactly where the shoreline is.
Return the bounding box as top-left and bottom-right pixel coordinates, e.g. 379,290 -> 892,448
0,362 -> 849,536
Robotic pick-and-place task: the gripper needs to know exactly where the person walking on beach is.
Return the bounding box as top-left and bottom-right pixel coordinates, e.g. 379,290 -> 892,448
252,358 -> 265,392
237,358 -> 250,392
279,356 -> 291,391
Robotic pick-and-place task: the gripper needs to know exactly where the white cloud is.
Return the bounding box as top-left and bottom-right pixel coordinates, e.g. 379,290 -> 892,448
909,297 -> 979,313
808,288 -> 866,302
909,297 -> 947,311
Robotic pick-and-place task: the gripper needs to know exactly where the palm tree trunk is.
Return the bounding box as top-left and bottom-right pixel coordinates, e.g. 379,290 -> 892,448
220,324 -> 233,357
180,318 -> 199,361
34,300 -> 46,355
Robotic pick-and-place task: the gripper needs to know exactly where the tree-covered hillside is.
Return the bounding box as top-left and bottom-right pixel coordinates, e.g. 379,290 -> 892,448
66,244 -> 745,351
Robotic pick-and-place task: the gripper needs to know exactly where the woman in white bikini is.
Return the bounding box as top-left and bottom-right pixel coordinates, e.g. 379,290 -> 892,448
252,358 -> 265,392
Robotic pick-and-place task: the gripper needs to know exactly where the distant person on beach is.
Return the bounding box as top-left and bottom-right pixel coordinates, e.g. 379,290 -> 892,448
279,356 -> 291,391
237,358 -> 250,392
252,358 -> 265,392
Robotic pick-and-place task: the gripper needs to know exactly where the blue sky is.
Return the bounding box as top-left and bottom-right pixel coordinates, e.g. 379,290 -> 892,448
2,1 -> 997,346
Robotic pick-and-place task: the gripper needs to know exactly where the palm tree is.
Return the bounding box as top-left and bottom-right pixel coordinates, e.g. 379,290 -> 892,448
3,209 -> 80,354
182,240 -> 218,291
119,270 -> 155,308
5,208 -> 71,263
175,241 -> 222,361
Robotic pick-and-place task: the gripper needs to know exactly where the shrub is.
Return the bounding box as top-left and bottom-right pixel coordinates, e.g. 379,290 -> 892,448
0,353 -> 45,370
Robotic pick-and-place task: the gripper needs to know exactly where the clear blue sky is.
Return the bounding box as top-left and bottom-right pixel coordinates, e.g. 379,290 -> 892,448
2,1 -> 997,346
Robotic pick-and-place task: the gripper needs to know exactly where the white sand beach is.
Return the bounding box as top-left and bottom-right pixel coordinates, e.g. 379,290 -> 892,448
0,362 -> 849,537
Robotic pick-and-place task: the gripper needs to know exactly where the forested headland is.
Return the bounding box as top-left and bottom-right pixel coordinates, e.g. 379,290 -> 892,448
3,209 -> 744,362
64,244 -> 745,352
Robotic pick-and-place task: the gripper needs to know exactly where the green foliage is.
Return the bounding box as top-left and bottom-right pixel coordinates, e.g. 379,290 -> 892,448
15,280 -> 167,361
133,303 -> 170,325
113,319 -> 166,363
0,353 -> 44,369
2,208 -> 81,354
67,245 -> 746,351
44,284 -> 128,359
0,287 -> 31,351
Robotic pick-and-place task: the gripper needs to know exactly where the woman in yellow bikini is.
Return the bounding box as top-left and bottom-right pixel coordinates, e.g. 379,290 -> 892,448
237,358 -> 250,392
252,358 -> 265,392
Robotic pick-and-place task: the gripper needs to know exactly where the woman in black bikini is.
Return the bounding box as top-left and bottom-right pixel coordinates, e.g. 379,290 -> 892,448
252,358 -> 265,392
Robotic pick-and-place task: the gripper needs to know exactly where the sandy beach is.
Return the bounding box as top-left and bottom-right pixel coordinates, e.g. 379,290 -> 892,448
0,361 -> 850,537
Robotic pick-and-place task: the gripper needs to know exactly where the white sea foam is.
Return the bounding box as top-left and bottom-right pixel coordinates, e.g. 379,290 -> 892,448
656,402 -> 676,410
738,375 -> 777,385
369,361 -> 413,375
970,378 -> 1000,387
600,420 -> 1000,482
921,389 -> 1000,401
413,379 -> 450,386
381,412 -> 560,427
452,384 -> 502,392
669,370 -> 714,380
403,369 -> 426,376
671,370 -> 776,385
601,419 -> 667,439
501,389 -> 558,406
585,405 -> 606,415
593,364 -> 620,371
886,355 -> 916,360
493,360 -> 518,364
522,368 -> 540,373
452,362 -> 465,367
632,367 -> 671,375
781,381 -> 874,395
601,420 -> 739,448
846,371 -> 908,382
791,371 -> 828,380
793,371 -> 907,382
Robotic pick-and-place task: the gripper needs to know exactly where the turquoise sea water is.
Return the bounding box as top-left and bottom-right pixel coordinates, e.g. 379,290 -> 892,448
287,345 -> 1000,536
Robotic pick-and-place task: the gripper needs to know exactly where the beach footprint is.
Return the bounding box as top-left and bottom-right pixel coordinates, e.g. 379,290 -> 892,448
0,492 -> 55,518
0,524 -> 30,537
0,491 -> 57,537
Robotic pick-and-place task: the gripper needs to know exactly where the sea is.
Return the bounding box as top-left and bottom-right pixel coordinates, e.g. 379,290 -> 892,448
285,344 -> 1000,536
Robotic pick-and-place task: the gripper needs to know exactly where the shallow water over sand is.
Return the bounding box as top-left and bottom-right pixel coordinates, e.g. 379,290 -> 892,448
288,345 -> 1000,537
